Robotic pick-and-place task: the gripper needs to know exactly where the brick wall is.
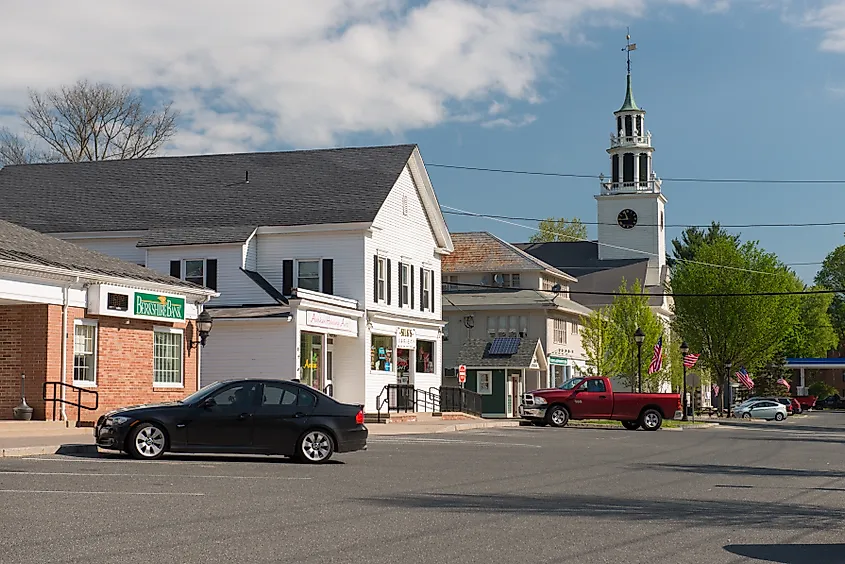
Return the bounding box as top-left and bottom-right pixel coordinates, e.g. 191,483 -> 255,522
1,303 -> 199,422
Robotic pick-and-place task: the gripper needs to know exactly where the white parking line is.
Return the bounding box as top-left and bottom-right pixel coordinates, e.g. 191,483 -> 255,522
0,471 -> 309,480
369,437 -> 542,448
19,457 -> 219,466
0,489 -> 204,496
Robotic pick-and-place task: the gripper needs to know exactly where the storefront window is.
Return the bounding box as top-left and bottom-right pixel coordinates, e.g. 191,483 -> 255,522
416,340 -> 435,373
371,335 -> 394,372
300,332 -> 322,390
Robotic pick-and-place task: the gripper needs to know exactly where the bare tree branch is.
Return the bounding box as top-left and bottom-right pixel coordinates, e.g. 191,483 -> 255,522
14,80 -> 178,163
0,127 -> 60,166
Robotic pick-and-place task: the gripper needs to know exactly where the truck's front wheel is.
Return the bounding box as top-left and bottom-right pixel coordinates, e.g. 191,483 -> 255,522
640,409 -> 663,431
546,405 -> 569,428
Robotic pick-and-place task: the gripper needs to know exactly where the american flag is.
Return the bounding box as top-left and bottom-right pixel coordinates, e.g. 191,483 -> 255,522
648,336 -> 663,374
777,377 -> 791,391
683,353 -> 700,368
736,367 -> 754,390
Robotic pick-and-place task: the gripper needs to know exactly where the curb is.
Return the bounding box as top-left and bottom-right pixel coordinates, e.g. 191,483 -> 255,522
561,422 -> 718,431
371,420 -> 522,436
0,443 -> 97,458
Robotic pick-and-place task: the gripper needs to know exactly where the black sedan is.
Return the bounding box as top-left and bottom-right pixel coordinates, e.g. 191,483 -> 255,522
95,379 -> 368,463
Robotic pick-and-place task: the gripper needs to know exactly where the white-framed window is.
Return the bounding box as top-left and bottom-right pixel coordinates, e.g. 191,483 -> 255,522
296,259 -> 321,292
520,316 -> 528,338
477,371 -> 492,395
571,322 -> 579,335
377,257 -> 387,302
184,259 -> 206,286
401,263 -> 410,306
73,319 -> 98,385
553,318 -> 567,344
422,268 -> 431,311
487,316 -> 497,338
442,274 -> 458,292
153,327 -> 184,387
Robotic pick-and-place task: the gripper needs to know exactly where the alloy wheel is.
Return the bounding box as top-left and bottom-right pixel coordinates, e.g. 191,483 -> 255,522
134,425 -> 165,458
301,431 -> 333,462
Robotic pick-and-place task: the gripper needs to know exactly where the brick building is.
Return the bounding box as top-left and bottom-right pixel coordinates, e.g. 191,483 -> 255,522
0,220 -> 217,423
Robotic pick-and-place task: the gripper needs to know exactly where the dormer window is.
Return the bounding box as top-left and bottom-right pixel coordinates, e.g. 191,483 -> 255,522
493,273 -> 520,288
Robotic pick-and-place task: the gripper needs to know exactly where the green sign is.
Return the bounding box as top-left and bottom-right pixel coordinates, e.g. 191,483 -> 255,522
134,292 -> 185,320
549,356 -> 568,366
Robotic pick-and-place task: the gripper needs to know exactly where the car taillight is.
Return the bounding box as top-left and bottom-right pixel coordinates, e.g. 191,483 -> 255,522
356,410 -> 364,425
677,398 -> 682,410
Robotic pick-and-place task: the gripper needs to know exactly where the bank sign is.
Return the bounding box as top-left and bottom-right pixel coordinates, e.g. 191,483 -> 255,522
134,292 -> 185,321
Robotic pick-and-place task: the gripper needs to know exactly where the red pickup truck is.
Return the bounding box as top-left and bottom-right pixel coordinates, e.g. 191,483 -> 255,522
518,376 -> 682,431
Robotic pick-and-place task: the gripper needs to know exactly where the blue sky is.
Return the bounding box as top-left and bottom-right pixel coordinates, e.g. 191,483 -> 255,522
2,1 -> 845,283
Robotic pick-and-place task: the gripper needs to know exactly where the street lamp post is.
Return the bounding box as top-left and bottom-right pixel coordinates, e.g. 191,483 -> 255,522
724,361 -> 733,418
634,328 -> 645,393
680,341 -> 689,421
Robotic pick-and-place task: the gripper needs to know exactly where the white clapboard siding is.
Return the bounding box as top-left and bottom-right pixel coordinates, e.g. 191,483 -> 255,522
57,237 -> 147,266
200,320 -> 295,386
366,165 -> 442,321
244,232 -> 258,271
256,232 -> 364,302
145,244 -> 270,306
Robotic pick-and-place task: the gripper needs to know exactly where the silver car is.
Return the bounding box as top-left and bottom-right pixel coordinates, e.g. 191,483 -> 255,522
734,400 -> 787,421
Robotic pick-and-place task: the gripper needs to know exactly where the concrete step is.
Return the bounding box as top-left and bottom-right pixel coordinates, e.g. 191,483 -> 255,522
0,420 -> 91,438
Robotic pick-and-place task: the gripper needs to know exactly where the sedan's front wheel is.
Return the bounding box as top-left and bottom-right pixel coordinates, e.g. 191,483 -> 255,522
128,422 -> 167,460
297,430 -> 335,464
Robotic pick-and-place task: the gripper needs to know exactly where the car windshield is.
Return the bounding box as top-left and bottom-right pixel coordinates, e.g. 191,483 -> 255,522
180,381 -> 226,404
558,378 -> 585,390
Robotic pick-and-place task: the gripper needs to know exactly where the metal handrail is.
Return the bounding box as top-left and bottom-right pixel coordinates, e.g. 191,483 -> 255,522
43,381 -> 99,425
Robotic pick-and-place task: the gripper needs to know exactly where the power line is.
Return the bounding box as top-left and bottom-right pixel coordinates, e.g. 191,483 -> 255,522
442,204 -> 781,277
441,209 -> 845,230
445,280 -> 844,298
428,163 -> 845,185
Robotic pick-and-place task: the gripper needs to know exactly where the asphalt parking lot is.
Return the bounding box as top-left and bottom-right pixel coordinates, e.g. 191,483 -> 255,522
2,414 -> 845,564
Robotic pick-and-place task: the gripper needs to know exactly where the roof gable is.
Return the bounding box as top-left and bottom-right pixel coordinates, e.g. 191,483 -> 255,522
0,144 -> 417,236
443,232 -> 574,280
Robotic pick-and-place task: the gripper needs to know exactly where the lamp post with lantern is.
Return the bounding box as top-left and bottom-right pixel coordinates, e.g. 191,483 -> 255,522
680,341 -> 689,421
634,328 -> 645,393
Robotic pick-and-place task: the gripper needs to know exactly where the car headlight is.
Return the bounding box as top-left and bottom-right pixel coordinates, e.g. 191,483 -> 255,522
533,397 -> 547,406
105,415 -> 132,426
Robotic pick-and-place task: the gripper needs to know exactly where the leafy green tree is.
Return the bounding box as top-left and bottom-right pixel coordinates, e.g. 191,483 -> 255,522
670,236 -> 800,393
667,222 -> 740,268
749,355 -> 792,397
529,217 -> 588,243
579,308 -> 619,377
607,278 -> 666,392
808,380 -> 838,399
781,277 -> 837,359
815,245 -> 845,341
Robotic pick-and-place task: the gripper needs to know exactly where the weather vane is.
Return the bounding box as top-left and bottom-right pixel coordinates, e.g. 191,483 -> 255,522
622,27 -> 637,74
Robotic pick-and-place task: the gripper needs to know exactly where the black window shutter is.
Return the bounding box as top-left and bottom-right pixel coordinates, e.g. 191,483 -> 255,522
420,267 -> 425,311
398,262 -> 404,306
373,255 -> 379,301
282,260 -> 293,296
170,260 -> 181,278
206,259 -> 218,290
430,270 -> 435,311
386,259 -> 392,305
322,259 -> 334,295
410,265 -> 415,309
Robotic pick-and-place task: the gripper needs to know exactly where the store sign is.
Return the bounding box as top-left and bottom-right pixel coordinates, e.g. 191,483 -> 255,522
549,356 -> 568,366
134,292 -> 185,320
397,328 -> 416,349
305,311 -> 354,333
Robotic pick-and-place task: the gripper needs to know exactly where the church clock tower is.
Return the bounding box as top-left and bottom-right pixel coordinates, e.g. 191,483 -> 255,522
595,33 -> 666,287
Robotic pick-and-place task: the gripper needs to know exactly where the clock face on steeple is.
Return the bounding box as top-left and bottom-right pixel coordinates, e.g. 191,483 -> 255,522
617,209 -> 638,229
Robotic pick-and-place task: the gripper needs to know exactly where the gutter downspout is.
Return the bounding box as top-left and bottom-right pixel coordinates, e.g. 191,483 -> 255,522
59,276 -> 80,423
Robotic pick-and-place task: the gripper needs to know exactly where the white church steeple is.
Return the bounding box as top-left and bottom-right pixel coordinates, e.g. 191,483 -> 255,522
595,32 -> 667,287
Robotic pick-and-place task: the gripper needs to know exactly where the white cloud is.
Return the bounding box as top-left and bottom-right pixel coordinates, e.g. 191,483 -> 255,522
0,0 -> 823,154
804,1 -> 845,53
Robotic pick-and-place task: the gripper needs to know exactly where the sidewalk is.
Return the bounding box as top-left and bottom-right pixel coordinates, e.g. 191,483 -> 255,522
0,419 -> 521,457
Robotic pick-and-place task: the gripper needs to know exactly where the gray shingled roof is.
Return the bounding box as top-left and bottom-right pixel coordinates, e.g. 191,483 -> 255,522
0,144 -> 417,238
206,305 -> 291,320
0,219 -> 211,292
457,338 -> 544,368
514,241 -> 648,276
137,226 -> 258,248
443,289 -> 594,316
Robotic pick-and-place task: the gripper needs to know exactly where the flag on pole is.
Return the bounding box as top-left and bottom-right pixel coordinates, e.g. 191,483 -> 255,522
777,377 -> 791,391
683,353 -> 700,368
736,367 -> 754,390
648,336 -> 663,374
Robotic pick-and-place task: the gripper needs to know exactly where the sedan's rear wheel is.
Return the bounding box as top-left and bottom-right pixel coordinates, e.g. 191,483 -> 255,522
298,430 -> 335,464
128,422 -> 167,460
775,412 -> 785,421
